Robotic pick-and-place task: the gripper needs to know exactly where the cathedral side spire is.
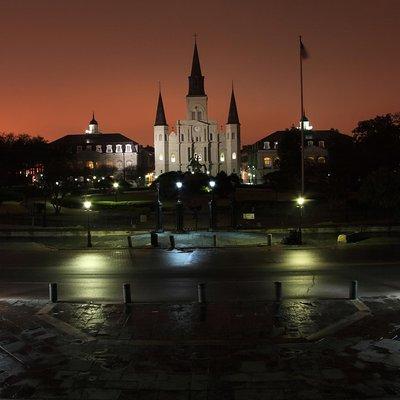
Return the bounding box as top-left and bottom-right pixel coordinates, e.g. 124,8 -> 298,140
188,38 -> 205,96
227,87 -> 240,125
154,89 -> 167,126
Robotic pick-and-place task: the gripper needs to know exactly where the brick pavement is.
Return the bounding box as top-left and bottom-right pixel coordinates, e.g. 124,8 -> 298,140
2,298 -> 400,399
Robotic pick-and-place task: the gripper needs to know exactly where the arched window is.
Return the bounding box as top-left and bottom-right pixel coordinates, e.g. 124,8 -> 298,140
116,144 -> 122,153
220,153 -> 225,162
125,144 -> 132,153
317,156 -> 326,164
86,161 -> 94,169
159,154 -> 164,161
263,157 -> 272,168
170,153 -> 176,163
106,145 -> 113,153
197,111 -> 202,120
232,152 -> 237,160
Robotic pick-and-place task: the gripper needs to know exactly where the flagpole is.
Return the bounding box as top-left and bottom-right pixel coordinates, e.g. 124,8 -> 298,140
299,35 -> 305,197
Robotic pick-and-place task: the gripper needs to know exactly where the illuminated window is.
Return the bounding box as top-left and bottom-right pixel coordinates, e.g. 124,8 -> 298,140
263,157 -> 272,168
125,144 -> 132,153
116,144 -> 122,153
232,152 -> 237,160
318,156 -> 326,164
170,153 -> 176,163
274,141 -> 278,149
86,161 -> 94,169
263,141 -> 270,150
106,145 -> 113,153
96,145 -> 102,153
307,156 -> 315,162
319,141 -> 325,148
159,153 -> 164,161
220,153 -> 225,162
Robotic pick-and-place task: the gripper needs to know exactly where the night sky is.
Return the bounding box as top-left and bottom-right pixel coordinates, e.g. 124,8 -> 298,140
0,0 -> 399,145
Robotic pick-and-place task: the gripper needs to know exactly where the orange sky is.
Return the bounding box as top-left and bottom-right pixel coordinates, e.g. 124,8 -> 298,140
0,0 -> 399,145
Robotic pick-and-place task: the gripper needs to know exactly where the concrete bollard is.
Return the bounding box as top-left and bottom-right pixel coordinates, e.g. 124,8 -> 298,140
123,283 -> 132,304
274,281 -> 282,302
127,236 -> 133,248
49,283 -> 58,303
213,234 -> 217,248
150,232 -> 159,247
350,280 -> 358,300
87,230 -> 92,248
198,283 -> 206,304
267,233 -> 272,246
169,235 -> 175,249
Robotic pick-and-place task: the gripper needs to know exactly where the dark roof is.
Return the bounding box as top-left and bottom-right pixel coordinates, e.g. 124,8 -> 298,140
154,91 -> 167,126
253,129 -> 350,149
227,88 -> 240,125
51,133 -> 138,146
187,41 -> 206,96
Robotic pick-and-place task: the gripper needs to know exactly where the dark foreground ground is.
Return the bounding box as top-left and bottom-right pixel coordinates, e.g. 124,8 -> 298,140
2,297 -> 400,399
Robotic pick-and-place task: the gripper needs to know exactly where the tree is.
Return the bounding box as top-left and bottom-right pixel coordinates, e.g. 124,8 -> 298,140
359,168 -> 400,220
353,113 -> 400,177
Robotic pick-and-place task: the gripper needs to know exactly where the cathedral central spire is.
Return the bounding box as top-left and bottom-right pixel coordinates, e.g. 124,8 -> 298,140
187,39 -> 206,96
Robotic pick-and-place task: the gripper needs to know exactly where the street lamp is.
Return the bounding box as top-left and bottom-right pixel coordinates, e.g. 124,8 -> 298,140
208,180 -> 217,231
83,200 -> 92,248
296,196 -> 306,245
113,182 -> 119,202
176,181 -> 184,232
155,182 -> 163,233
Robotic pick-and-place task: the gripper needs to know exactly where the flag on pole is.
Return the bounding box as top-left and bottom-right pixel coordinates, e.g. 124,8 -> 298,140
300,37 -> 309,59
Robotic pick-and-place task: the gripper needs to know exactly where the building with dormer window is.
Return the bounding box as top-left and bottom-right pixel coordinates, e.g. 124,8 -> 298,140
154,40 -> 241,177
242,116 -> 351,184
51,114 -> 140,174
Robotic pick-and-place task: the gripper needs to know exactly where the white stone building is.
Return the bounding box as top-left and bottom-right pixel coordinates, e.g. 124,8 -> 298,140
154,41 -> 241,177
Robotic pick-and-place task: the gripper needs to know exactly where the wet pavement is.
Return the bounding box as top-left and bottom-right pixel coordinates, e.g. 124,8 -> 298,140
2,298 -> 400,399
1,241 -> 400,302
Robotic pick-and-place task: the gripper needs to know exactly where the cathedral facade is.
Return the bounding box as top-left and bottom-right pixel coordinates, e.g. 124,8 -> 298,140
154,41 -> 241,177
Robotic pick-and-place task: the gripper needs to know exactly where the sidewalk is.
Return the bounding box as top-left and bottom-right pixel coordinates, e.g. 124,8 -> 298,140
2,297 -> 400,399
0,230 -> 398,250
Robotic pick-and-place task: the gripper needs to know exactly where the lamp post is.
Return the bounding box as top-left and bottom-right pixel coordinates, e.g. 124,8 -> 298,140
296,196 -> 305,245
113,182 -> 119,202
176,181 -> 184,233
155,182 -> 163,233
83,200 -> 92,248
208,180 -> 216,231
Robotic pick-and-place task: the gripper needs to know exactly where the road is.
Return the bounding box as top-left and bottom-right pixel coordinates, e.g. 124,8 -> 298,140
1,242 -> 400,302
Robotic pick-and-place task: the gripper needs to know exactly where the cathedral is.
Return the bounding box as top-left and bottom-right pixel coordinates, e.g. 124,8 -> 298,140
154,41 -> 241,177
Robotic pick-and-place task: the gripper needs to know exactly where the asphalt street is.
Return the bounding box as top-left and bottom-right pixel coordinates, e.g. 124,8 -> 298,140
1,242 -> 400,302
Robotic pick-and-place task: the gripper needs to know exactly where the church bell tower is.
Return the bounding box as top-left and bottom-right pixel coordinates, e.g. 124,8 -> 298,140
186,39 -> 208,122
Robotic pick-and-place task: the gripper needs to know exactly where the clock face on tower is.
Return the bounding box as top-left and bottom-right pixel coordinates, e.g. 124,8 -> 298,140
194,126 -> 200,132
